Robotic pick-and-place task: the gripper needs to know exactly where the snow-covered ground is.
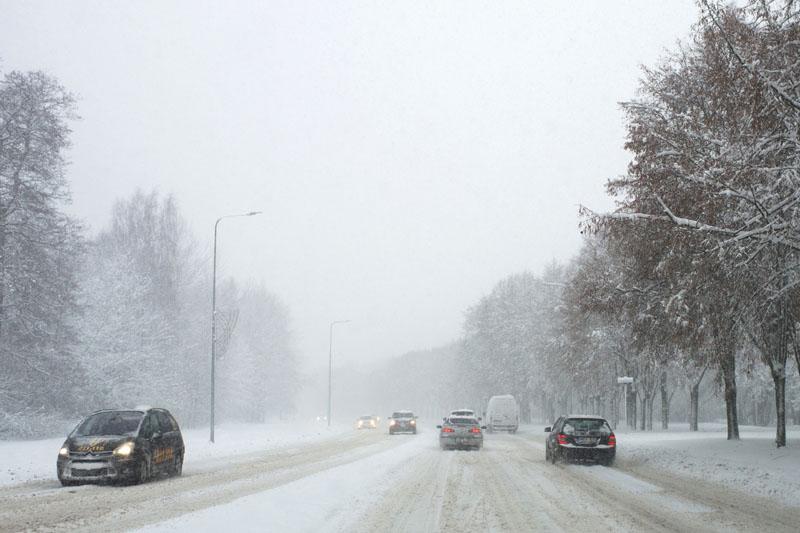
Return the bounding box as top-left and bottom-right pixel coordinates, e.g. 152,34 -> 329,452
2,421 -> 799,531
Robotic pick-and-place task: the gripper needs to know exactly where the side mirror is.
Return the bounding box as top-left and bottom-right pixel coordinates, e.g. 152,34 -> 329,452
481,426 -> 487,430
544,426 -> 551,433
478,417 -> 483,421
436,425 -> 442,429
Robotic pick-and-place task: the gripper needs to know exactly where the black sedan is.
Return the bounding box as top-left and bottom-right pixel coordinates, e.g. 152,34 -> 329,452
545,414 -> 616,466
57,407 -> 184,486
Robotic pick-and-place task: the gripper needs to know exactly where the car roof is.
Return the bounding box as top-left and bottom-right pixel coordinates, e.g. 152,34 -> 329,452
564,414 -> 607,420
89,408 -> 146,415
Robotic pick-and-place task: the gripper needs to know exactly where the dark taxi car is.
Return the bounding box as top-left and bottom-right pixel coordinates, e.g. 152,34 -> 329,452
545,414 -> 615,466
57,407 -> 184,486
388,411 -> 417,434
438,416 -> 485,450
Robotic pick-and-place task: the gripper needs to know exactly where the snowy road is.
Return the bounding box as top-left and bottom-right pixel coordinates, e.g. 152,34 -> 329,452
2,427 -> 800,532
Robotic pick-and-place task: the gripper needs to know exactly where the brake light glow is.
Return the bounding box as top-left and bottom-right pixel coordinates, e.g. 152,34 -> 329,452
442,427 -> 454,433
608,434 -> 616,446
557,434 -> 567,445
470,428 -> 481,433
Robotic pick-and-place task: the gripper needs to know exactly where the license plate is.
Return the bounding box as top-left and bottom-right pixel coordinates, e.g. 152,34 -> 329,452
576,437 -> 596,445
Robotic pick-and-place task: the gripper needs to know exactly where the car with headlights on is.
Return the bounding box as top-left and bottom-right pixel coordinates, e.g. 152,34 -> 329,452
57,407 -> 184,486
545,414 -> 616,465
356,415 -> 377,429
438,416 -> 485,450
388,411 -> 417,434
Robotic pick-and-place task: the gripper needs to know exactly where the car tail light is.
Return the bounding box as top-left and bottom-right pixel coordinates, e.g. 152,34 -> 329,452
442,427 -> 454,433
557,434 -> 567,445
470,428 -> 481,433
608,434 -> 616,446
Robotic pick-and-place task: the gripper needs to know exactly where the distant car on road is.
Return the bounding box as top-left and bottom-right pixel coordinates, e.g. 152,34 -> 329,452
486,395 -> 519,433
438,416 -> 485,451
356,415 -> 377,429
57,407 -> 184,486
545,414 -> 616,466
388,411 -> 417,434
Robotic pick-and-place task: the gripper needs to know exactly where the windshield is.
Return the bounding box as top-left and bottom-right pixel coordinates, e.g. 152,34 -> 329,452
72,411 -> 144,437
392,412 -> 413,419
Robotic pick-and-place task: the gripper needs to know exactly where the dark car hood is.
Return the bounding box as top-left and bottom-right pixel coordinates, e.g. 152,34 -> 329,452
67,436 -> 130,453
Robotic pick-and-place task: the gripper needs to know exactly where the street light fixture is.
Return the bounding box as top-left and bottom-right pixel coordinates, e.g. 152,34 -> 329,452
210,211 -> 262,443
328,320 -> 350,427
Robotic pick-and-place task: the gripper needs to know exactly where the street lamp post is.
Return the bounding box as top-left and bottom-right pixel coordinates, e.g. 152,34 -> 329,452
210,211 -> 262,443
327,320 -> 350,427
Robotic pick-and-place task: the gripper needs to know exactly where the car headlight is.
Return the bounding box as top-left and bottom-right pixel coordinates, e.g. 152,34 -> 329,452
113,442 -> 135,456
410,420 -> 416,425
390,420 -> 396,426
59,445 -> 69,457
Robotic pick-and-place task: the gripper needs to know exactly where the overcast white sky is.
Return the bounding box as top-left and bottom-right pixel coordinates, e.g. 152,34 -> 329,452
0,1 -> 698,372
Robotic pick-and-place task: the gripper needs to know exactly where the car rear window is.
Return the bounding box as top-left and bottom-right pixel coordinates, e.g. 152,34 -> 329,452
393,412 -> 413,418
448,417 -> 478,426
564,418 -> 610,433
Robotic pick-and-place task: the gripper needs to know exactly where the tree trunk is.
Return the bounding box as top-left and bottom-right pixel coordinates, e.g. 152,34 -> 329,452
720,349 -> 740,440
660,369 -> 669,429
689,382 -> 700,431
773,373 -> 786,447
640,393 -> 647,430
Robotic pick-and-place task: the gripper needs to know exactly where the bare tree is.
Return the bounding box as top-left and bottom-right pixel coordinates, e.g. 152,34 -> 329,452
0,68 -> 83,436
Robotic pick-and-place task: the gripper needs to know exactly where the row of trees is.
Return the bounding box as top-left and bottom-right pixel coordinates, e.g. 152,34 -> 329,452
452,0 -> 800,447
0,67 -> 299,438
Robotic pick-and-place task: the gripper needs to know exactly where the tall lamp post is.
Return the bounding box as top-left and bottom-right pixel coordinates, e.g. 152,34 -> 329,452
328,320 -> 350,427
210,211 -> 262,443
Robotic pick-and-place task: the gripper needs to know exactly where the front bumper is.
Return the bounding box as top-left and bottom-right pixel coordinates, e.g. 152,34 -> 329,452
390,423 -> 416,433
57,454 -> 136,483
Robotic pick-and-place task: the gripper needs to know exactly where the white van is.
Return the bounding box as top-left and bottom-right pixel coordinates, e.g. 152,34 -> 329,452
486,395 -> 519,433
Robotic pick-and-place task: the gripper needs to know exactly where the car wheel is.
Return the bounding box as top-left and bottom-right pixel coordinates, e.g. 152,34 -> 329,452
603,455 -> 615,467
170,451 -> 183,477
549,447 -> 558,465
545,445 -> 551,463
133,456 -> 149,485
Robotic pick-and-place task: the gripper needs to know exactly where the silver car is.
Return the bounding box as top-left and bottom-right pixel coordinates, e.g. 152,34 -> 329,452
438,416 -> 485,450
